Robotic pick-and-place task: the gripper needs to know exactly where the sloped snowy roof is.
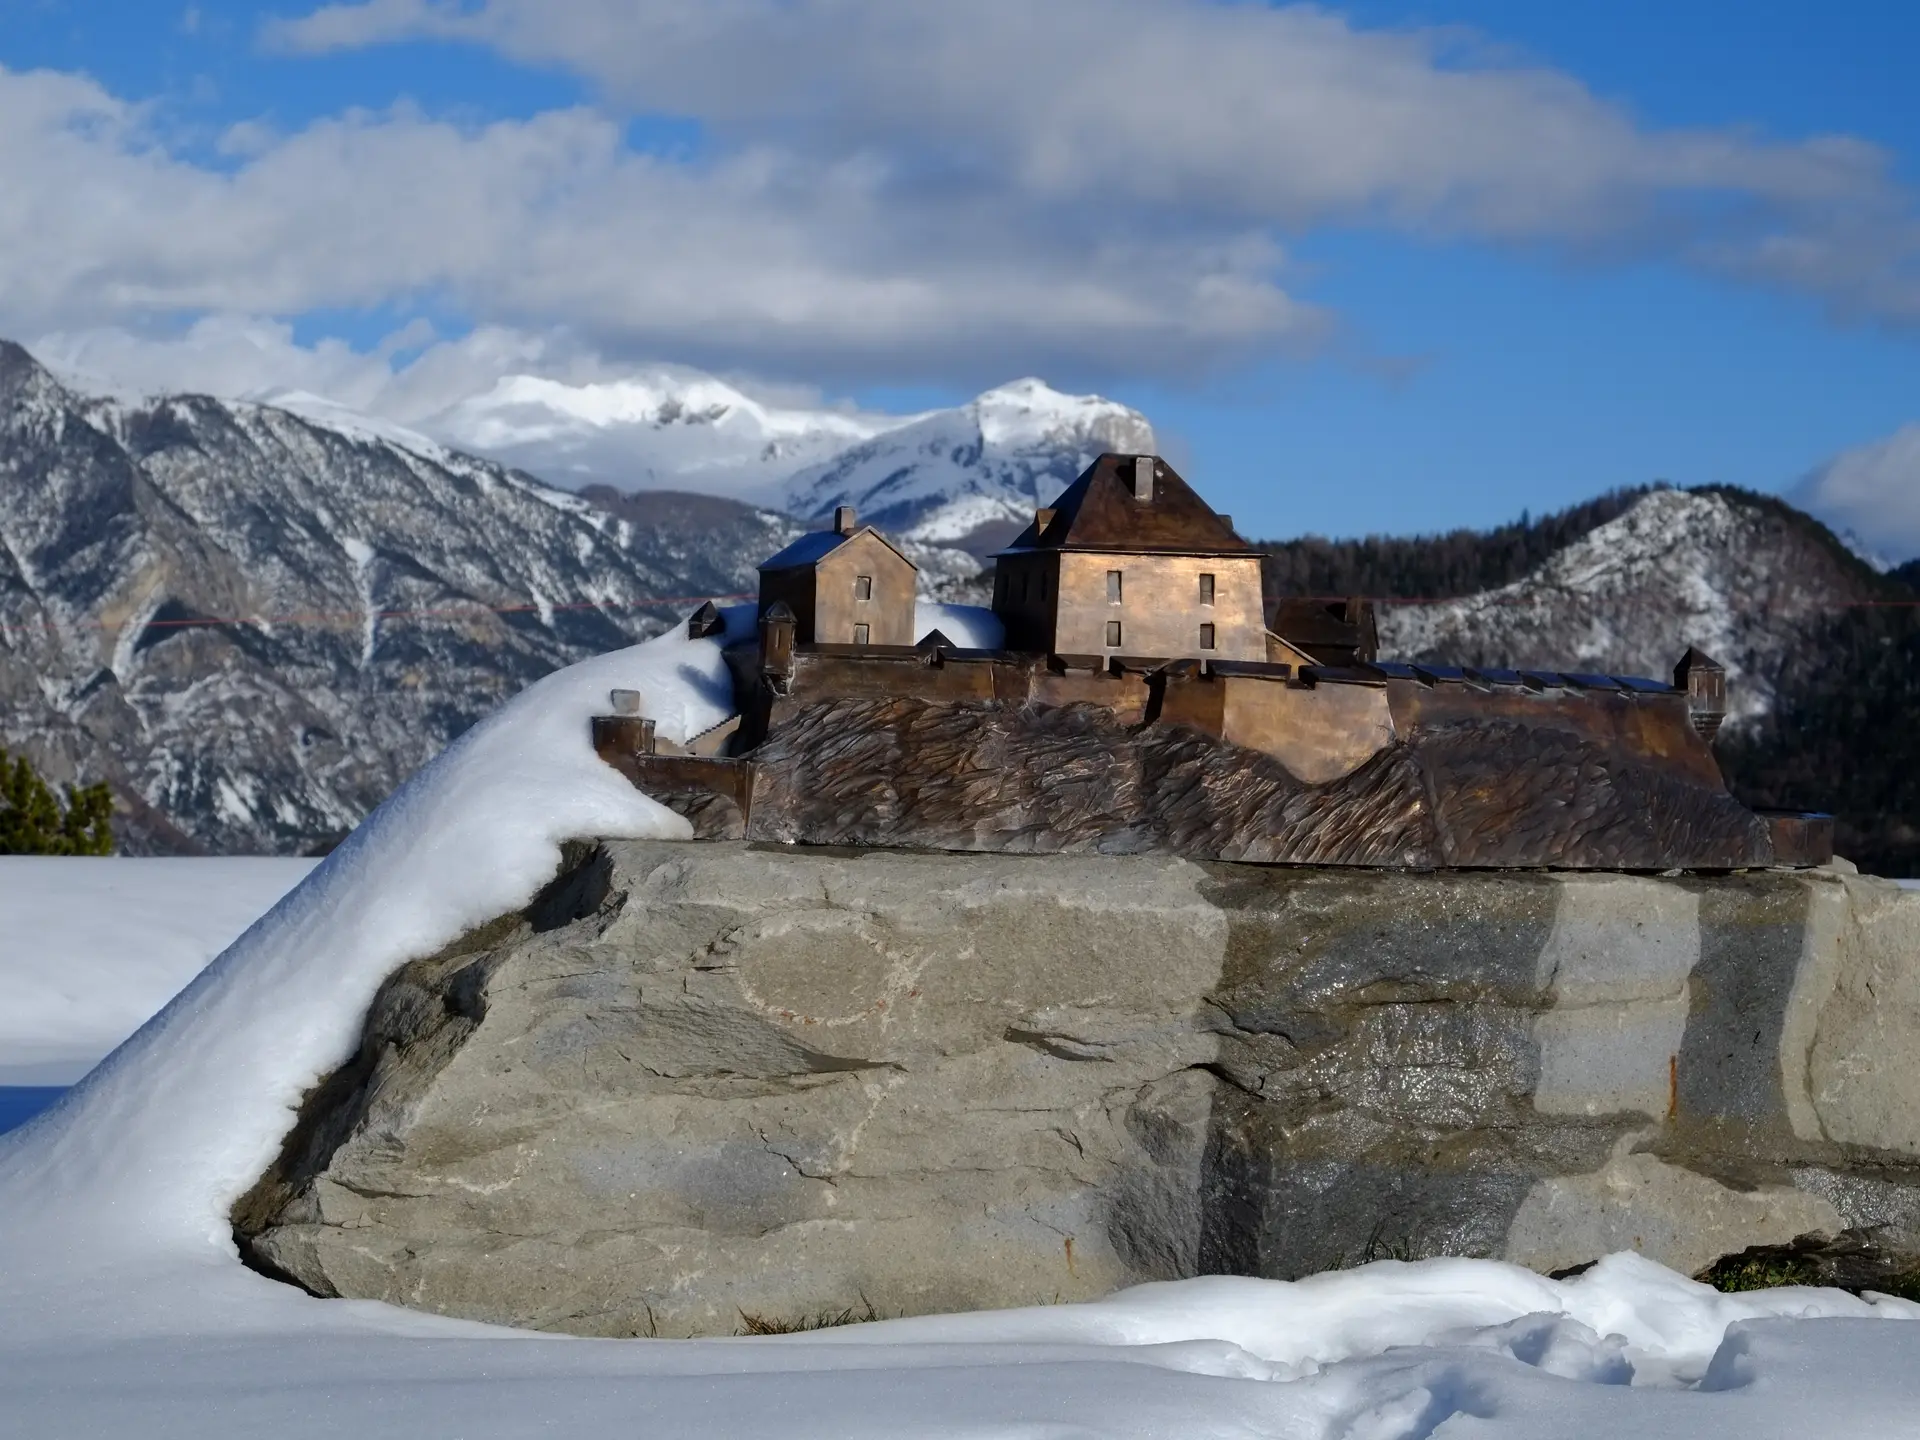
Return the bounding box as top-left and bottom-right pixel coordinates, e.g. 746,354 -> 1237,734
759,530 -> 849,570
759,525 -> 918,573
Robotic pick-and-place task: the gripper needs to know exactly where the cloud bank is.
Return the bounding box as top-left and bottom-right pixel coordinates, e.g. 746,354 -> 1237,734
0,1 -> 1916,392
267,1 -> 1920,321
1794,425 -> 1920,565
5,0 -> 1920,532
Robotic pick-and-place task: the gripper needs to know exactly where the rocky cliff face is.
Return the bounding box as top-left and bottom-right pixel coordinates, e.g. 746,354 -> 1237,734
0,343 -> 780,855
236,841 -> 1920,1337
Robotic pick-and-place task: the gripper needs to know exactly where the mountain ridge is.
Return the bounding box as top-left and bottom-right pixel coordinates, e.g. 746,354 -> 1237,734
43,350 -> 1155,564
420,367 -> 904,499
781,378 -> 1155,551
0,341 -> 775,854
1297,484 -> 1894,723
4,336 -> 1906,867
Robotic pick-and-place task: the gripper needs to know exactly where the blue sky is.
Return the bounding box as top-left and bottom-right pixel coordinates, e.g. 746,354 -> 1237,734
4,0 -> 1918,545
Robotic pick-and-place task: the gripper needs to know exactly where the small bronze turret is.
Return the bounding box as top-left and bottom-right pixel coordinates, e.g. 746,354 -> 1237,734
688,600 -> 724,639
1674,647 -> 1728,742
760,601 -> 796,691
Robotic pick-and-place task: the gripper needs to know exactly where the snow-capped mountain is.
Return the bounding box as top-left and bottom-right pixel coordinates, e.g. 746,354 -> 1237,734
0,340 -> 796,855
419,368 -> 906,499
782,379 -> 1156,551
398,368 -> 1155,556
8,324 -> 1887,858
1378,487 -> 1884,725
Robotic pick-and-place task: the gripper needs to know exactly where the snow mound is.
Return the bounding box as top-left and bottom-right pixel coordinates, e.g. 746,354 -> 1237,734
0,610 -> 749,1327
805,1250 -> 1913,1388
0,857 -> 314,1083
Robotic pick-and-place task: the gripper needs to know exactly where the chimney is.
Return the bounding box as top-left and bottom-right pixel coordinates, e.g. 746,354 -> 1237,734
834,505 -> 858,536
591,692 -> 655,763
1132,455 -> 1155,502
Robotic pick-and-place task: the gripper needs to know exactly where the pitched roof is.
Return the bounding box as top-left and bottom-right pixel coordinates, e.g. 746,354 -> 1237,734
994,453 -> 1257,556
759,524 -> 918,573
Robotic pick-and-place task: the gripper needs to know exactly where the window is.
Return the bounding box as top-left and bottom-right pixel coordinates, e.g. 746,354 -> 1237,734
853,623 -> 870,645
1200,623 -> 1216,650
1107,569 -> 1123,603
855,575 -> 873,601
1199,573 -> 1215,606
1106,620 -> 1122,648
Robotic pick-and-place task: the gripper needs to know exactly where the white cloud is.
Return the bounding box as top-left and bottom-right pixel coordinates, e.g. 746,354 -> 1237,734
5,1 -> 1919,409
36,316 -> 698,422
1794,425 -> 1920,564
266,0 -> 1920,320
31,315 -> 910,497
0,58 -> 1315,385
37,314 -> 465,414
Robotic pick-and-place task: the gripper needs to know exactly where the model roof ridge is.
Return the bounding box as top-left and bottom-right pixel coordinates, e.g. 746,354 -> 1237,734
758,505 -> 919,573
994,452 -> 1257,556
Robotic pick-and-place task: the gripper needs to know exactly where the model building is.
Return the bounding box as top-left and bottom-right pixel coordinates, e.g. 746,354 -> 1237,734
592,454 -> 1829,871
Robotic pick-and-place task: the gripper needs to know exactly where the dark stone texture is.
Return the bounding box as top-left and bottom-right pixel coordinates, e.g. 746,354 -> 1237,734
1678,879 -> 1810,1143
744,696 -> 1772,871
1194,866 -> 1627,1278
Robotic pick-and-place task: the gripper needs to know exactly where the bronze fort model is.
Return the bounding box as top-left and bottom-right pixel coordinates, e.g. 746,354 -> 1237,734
591,453 -> 1831,871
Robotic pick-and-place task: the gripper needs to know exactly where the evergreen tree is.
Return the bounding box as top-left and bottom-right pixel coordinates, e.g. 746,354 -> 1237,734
1256,486 -> 1658,603
1718,607 -> 1920,878
0,748 -> 114,856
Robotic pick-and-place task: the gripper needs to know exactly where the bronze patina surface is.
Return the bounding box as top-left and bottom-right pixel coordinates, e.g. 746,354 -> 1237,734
592,452 -> 1832,871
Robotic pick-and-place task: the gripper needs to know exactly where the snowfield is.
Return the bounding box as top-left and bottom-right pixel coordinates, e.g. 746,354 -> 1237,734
0,856 -> 314,1083
3,604 -> 1918,1438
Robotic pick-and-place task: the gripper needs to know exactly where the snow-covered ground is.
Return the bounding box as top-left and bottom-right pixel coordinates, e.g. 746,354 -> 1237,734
3,604 -> 1918,1438
0,856 -> 315,1083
